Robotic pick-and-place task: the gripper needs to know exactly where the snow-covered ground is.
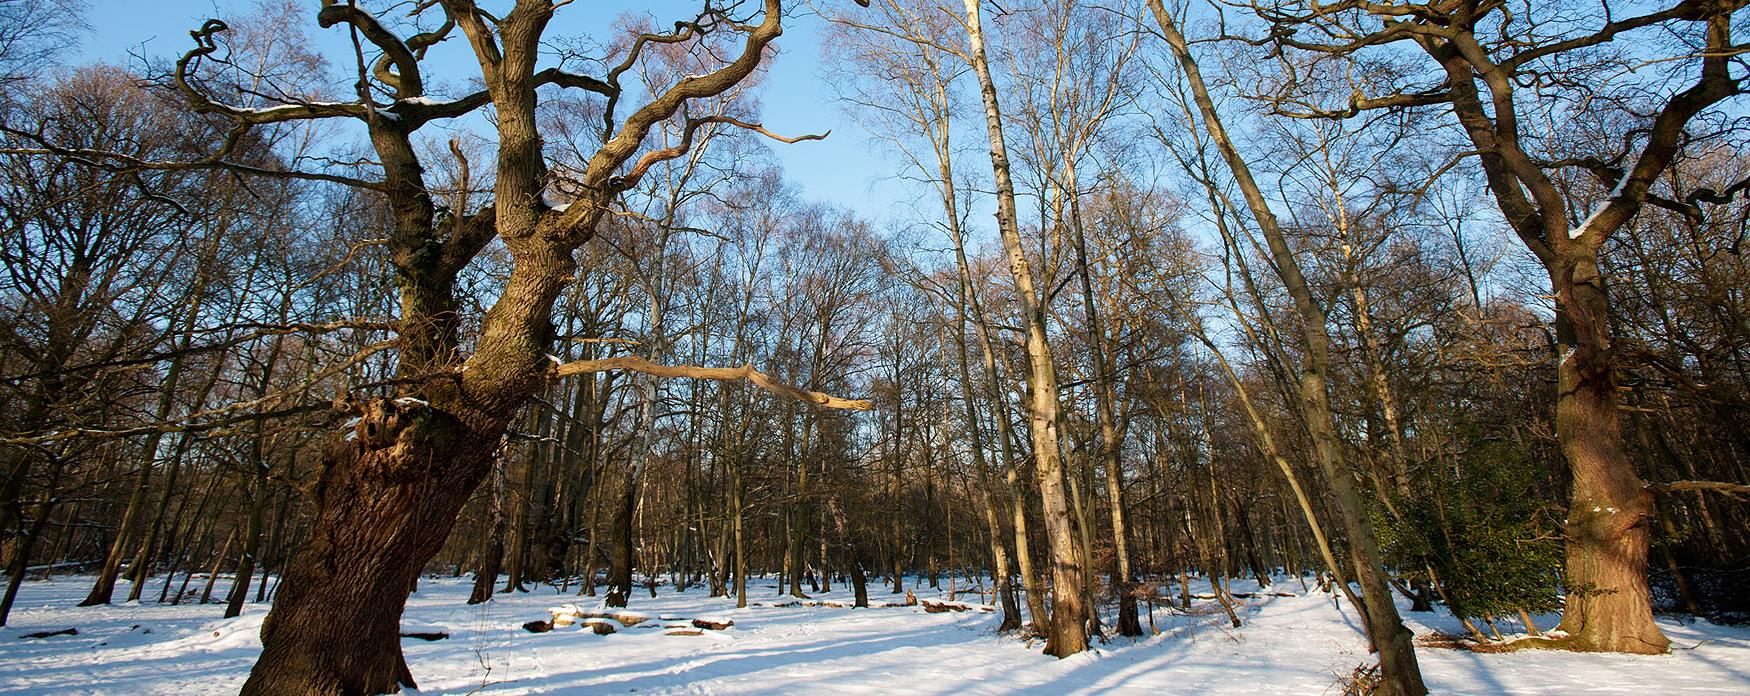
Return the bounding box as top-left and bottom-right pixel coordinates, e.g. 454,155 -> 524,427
1,574 -> 1746,694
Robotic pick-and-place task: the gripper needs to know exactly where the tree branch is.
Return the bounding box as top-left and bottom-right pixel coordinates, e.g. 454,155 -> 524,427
1649,480 -> 1750,500
552,355 -> 872,411
617,115 -> 826,191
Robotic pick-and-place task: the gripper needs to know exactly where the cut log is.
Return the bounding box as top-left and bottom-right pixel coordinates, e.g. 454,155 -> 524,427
22,628 -> 77,639
589,621 -> 616,635
548,605 -> 648,627
400,631 -> 448,641
921,599 -> 973,613
691,618 -> 734,631
522,620 -> 553,633
665,629 -> 704,636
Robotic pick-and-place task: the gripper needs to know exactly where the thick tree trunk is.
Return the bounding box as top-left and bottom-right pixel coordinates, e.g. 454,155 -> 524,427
1550,257 -> 1668,653
241,407 -> 496,696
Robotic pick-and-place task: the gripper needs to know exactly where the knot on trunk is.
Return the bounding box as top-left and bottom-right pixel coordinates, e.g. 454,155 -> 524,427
336,395 -> 431,451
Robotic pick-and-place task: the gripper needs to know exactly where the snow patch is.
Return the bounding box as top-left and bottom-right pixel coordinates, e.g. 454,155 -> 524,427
541,190 -> 573,212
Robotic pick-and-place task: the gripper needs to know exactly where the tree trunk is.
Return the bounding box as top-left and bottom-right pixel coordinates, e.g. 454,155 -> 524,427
961,0 -> 1088,657
1146,3 -> 1424,691
225,466 -> 268,619
240,406 -> 496,696
0,462 -> 62,627
469,456 -> 508,605
82,429 -> 165,606
1550,255 -> 1667,653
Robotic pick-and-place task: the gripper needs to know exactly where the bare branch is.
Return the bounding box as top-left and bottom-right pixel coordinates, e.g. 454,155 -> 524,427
1649,480 -> 1750,500
552,355 -> 872,411
618,115 -> 826,191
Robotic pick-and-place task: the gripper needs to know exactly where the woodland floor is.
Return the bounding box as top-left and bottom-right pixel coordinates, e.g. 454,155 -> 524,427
0,574 -> 1746,694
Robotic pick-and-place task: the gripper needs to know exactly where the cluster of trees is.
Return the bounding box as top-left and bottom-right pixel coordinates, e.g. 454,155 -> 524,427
1,1 -> 1745,695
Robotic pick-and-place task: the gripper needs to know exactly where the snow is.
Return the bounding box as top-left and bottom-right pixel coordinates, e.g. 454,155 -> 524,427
228,101 -> 359,119
2,574 -> 1747,694
540,190 -> 573,212
1569,205 -> 1604,239
1569,176 -> 1632,240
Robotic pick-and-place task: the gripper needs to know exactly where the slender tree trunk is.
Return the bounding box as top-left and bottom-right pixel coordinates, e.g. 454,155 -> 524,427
200,528 -> 235,605
225,464 -> 268,619
945,306 -> 1021,630
1146,4 -> 1424,691
83,226 -> 225,606
470,455 -> 507,605
1065,173 -> 1141,636
962,0 -> 1087,657
0,460 -> 64,626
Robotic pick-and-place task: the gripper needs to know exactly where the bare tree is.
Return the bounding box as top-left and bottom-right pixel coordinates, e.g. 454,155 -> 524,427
1247,0 -> 1747,654
115,2 -> 867,691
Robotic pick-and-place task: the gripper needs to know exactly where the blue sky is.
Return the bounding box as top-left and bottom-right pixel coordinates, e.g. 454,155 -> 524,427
73,0 -> 907,222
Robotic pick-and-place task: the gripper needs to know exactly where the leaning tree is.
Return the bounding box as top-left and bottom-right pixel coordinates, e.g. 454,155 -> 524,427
126,1 -> 872,693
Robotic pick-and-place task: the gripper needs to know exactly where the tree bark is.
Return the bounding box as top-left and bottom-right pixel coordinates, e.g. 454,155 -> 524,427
469,455 -> 507,605
242,411 -> 496,696
961,0 -> 1088,657
1549,253 -> 1666,653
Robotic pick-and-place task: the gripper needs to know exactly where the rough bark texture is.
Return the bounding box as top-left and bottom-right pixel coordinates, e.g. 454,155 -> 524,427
223,2 -> 796,691
1398,3 -> 1741,655
242,407 -> 497,695
1549,254 -> 1667,653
